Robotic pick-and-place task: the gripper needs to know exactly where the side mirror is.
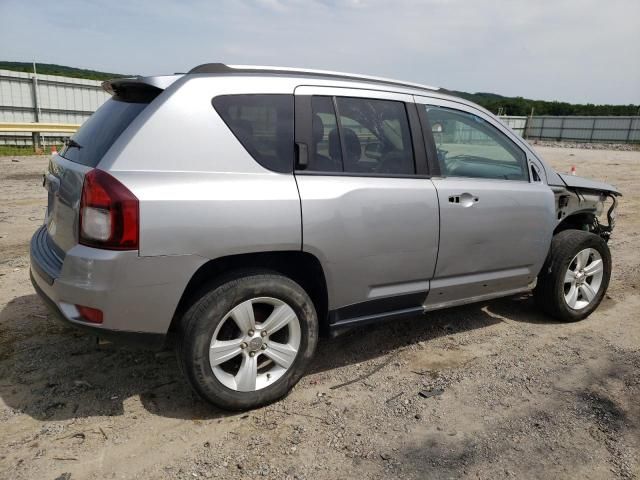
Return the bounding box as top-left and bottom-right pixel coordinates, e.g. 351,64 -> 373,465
364,141 -> 383,160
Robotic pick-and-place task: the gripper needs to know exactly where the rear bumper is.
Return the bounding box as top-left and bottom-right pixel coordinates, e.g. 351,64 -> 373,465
29,225 -> 206,348
30,271 -> 166,349
30,224 -> 64,285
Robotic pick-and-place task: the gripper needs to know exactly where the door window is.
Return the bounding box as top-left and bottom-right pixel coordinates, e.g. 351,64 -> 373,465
425,106 -> 528,181
306,96 -> 415,175
309,96 -> 343,172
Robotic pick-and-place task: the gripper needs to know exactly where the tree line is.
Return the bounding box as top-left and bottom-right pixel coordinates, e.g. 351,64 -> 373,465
0,61 -> 127,81
450,91 -> 639,116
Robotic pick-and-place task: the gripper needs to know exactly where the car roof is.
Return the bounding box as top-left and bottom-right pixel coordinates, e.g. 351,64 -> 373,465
187,63 -> 441,94
103,63 -> 480,114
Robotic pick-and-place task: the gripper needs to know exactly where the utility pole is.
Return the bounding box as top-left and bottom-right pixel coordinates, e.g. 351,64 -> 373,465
524,107 -> 534,140
32,61 -> 41,121
31,60 -> 42,151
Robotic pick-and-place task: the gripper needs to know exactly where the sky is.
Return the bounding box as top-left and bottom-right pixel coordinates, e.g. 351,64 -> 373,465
1,0 -> 638,104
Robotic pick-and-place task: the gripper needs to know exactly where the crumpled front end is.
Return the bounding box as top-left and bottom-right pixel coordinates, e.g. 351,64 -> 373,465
554,173 -> 621,241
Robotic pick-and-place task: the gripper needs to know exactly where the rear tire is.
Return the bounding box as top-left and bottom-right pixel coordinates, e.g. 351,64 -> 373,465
534,230 -> 611,322
177,272 -> 318,410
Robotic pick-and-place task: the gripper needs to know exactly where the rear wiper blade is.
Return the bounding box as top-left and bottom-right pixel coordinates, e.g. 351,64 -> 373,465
64,138 -> 83,150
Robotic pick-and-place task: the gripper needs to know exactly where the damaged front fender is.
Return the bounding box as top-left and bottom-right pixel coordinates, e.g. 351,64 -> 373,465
557,173 -> 621,197
553,172 -> 621,241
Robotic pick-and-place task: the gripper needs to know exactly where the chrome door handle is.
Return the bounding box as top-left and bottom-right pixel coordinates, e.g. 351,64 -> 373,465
448,192 -> 478,207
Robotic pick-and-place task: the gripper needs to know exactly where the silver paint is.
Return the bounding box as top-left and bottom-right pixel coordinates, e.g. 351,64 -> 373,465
296,174 -> 440,309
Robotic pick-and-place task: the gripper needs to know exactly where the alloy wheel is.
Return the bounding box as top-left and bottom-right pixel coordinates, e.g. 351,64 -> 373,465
563,247 -> 604,310
208,297 -> 301,392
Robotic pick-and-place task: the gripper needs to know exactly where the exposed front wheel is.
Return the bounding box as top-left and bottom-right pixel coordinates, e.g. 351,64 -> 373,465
177,273 -> 318,410
534,230 -> 611,322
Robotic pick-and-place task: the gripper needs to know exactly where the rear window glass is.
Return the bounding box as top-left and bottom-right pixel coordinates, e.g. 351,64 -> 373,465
212,94 -> 294,173
60,98 -> 149,167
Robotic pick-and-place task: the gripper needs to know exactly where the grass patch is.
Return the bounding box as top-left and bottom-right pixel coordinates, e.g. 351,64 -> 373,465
0,145 -> 62,157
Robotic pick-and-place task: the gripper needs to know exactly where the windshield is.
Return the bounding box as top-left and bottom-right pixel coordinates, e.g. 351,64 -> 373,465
60,98 -> 149,167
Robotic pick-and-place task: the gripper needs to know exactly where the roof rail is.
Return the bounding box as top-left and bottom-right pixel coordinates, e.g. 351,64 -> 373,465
188,63 -> 440,92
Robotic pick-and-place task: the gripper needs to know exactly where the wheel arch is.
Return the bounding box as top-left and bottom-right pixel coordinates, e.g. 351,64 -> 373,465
169,250 -> 329,336
554,210 -> 596,236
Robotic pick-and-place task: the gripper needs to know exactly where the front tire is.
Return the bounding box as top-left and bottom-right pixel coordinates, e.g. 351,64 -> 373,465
534,230 -> 611,322
177,272 -> 318,410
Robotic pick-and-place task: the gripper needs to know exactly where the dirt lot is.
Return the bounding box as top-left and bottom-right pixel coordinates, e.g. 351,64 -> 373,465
0,146 -> 638,480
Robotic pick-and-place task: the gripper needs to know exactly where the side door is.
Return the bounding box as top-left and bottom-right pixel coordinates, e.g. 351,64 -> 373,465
414,96 -> 555,310
294,86 -> 439,323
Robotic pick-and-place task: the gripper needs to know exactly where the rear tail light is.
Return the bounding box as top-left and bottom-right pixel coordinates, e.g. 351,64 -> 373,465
75,305 -> 103,324
79,169 -> 139,250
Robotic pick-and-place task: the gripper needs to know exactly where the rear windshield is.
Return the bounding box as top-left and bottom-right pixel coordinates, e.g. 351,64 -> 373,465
60,98 -> 149,167
212,94 -> 294,173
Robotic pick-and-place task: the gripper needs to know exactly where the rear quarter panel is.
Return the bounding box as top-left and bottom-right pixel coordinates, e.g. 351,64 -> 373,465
114,170 -> 301,257
98,75 -> 302,258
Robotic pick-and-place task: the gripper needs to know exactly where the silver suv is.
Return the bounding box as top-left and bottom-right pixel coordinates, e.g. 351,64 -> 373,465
31,64 -> 620,410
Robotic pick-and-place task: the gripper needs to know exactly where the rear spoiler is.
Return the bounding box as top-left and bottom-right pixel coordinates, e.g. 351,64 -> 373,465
102,75 -> 182,100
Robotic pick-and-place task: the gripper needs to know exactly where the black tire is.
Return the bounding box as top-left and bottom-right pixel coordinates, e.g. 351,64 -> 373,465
177,272 -> 318,411
534,229 -> 611,322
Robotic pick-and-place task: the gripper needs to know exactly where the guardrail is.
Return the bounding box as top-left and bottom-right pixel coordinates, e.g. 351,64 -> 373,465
0,122 -> 80,150
0,122 -> 80,133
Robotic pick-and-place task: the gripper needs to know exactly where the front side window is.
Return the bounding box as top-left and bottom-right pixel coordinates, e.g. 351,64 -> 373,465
306,96 -> 415,175
213,94 -> 294,173
425,106 -> 528,181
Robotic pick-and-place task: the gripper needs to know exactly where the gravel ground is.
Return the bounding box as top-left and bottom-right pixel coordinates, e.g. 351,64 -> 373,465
528,140 -> 640,152
0,147 -> 638,480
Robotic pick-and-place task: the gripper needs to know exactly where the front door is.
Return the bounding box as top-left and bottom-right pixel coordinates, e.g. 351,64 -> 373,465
415,97 -> 555,309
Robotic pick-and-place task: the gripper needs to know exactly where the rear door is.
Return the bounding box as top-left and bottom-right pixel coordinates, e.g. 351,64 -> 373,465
294,86 -> 440,317
414,96 -> 555,309
45,93 -> 155,252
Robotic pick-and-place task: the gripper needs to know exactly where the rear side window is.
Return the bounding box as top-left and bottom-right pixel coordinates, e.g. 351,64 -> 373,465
309,96 -> 343,172
336,97 -> 414,175
60,98 -> 149,167
213,94 -> 294,173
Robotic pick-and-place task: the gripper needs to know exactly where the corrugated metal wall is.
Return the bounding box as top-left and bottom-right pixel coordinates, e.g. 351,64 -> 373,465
524,116 -> 640,143
499,116 -> 528,137
0,68 -> 110,145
